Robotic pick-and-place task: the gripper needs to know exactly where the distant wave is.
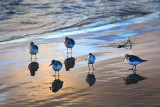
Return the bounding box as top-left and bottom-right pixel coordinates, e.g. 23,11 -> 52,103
0,0 -> 160,43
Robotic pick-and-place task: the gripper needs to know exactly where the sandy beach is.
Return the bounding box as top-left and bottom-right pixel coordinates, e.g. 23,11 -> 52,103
0,11 -> 160,107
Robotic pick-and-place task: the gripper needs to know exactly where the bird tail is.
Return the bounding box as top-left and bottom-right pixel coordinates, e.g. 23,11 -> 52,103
142,60 -> 147,62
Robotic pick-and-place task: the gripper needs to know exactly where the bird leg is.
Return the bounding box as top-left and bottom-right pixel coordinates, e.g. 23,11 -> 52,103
131,65 -> 137,74
132,67 -> 135,74
31,55 -> 32,59
88,64 -> 90,71
54,71 -> 56,76
71,48 -> 72,54
58,74 -> 59,79
35,54 -> 37,59
134,65 -> 137,74
67,52 -> 69,58
71,52 -> 72,57
92,64 -> 95,70
129,65 -> 134,71
67,48 -> 68,54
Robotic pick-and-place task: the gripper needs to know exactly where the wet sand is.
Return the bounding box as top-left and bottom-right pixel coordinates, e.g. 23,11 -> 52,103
0,12 -> 160,106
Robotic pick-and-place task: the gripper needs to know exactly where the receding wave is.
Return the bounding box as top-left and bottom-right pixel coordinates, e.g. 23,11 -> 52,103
0,0 -> 160,43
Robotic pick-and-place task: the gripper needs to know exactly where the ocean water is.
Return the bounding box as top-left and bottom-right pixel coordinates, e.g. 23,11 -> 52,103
0,0 -> 160,43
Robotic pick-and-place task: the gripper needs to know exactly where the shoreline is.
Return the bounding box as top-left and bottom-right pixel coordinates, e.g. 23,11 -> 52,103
0,11 -> 160,45
0,11 -> 160,106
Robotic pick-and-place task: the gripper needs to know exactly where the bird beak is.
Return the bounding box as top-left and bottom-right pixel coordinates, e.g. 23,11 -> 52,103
49,63 -> 52,66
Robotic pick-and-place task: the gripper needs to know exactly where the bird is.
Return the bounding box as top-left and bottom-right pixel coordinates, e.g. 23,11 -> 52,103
86,53 -> 96,70
29,42 -> 38,59
49,60 -> 62,76
64,37 -> 75,53
124,54 -> 147,73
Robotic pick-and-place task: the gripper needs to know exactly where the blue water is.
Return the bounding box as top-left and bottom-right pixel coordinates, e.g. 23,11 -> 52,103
0,0 -> 160,43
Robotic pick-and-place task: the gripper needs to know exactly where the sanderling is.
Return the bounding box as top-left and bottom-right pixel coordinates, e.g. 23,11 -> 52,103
49,60 -> 62,76
29,42 -> 38,59
124,54 -> 147,73
87,53 -> 96,70
64,37 -> 75,53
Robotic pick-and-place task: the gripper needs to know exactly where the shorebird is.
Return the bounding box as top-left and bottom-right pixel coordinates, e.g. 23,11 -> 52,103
64,37 -> 75,53
86,53 -> 96,70
29,42 -> 38,59
49,60 -> 62,76
124,54 -> 147,73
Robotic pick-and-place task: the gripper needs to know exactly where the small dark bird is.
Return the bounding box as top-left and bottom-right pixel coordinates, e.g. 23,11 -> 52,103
29,42 -> 38,59
49,60 -> 62,76
87,53 -> 96,70
124,54 -> 147,73
64,37 -> 75,53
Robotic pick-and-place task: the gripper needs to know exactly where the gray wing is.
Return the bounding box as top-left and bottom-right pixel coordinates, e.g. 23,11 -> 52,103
129,55 -> 143,62
70,39 -> 75,45
92,55 -> 96,60
34,45 -> 38,50
57,61 -> 62,67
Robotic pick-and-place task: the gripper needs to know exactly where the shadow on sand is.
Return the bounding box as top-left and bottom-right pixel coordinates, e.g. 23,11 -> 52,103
86,70 -> 96,86
28,59 -> 39,76
64,53 -> 75,71
123,73 -> 147,85
50,75 -> 64,93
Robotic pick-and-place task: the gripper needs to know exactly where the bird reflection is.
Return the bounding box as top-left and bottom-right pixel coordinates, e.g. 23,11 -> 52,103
86,71 -> 96,86
117,37 -> 132,49
123,73 -> 147,85
50,75 -> 64,93
64,53 -> 76,71
28,60 -> 39,76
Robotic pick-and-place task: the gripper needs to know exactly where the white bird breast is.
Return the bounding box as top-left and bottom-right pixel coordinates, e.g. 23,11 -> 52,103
30,48 -> 38,55
52,64 -> 62,71
66,43 -> 74,48
128,60 -> 141,65
88,56 -> 95,64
